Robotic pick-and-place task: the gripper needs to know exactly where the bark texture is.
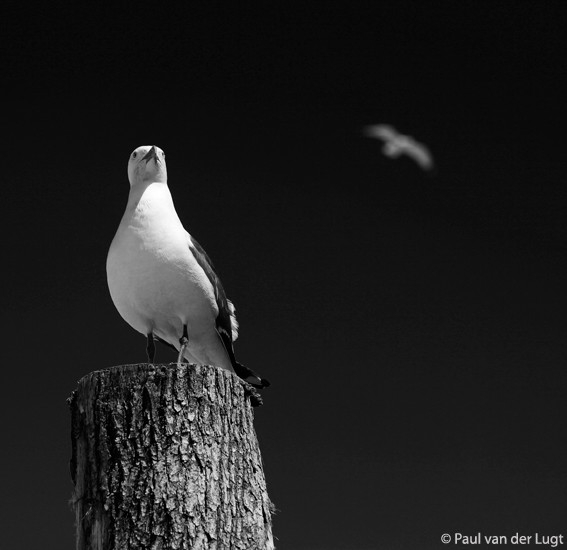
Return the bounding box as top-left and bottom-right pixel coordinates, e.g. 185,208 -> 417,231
69,363 -> 274,550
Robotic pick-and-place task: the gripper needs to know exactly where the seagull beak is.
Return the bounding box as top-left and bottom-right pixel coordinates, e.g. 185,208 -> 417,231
142,145 -> 158,164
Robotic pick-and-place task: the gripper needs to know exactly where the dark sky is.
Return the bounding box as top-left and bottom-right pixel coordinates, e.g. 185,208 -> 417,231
3,2 -> 567,549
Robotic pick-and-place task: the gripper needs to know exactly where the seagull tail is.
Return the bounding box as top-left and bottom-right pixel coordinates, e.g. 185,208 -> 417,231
233,361 -> 270,389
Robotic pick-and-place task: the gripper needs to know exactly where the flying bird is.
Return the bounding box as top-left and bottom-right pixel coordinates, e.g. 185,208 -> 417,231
106,145 -> 269,399
364,124 -> 434,171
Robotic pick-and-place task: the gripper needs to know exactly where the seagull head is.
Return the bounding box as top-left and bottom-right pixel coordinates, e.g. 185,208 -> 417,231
127,145 -> 167,186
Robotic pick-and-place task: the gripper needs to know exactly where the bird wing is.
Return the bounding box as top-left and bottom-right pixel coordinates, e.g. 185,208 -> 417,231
187,232 -> 239,344
187,232 -> 270,389
363,124 -> 399,142
402,138 -> 434,171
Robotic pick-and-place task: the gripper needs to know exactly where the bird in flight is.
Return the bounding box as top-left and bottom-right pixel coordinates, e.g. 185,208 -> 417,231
106,145 -> 269,402
363,124 -> 434,171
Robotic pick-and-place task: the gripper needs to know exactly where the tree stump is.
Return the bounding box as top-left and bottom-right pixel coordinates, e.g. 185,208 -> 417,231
69,363 -> 274,550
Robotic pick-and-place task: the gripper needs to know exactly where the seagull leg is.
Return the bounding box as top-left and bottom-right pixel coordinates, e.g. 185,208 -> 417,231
177,325 -> 189,364
146,333 -> 156,363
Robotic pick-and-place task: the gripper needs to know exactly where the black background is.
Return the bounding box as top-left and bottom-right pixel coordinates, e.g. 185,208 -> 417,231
3,2 -> 567,549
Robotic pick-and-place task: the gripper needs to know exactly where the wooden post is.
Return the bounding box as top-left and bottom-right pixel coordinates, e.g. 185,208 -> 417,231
69,363 -> 274,550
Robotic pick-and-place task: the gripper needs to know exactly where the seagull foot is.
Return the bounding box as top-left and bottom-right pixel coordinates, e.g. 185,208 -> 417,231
177,325 -> 189,364
177,338 -> 188,363
146,333 -> 156,363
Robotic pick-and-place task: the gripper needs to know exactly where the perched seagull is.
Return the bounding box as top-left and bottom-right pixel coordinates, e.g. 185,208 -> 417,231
363,124 -> 434,171
106,145 -> 269,395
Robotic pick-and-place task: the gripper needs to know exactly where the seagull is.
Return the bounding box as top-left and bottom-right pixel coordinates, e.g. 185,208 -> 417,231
106,145 -> 269,396
363,124 -> 434,171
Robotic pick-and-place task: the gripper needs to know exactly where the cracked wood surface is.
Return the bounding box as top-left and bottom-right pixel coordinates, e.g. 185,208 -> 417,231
69,363 -> 274,550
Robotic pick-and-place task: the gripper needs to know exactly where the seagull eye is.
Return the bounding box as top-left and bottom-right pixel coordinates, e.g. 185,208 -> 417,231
132,152 -> 137,159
